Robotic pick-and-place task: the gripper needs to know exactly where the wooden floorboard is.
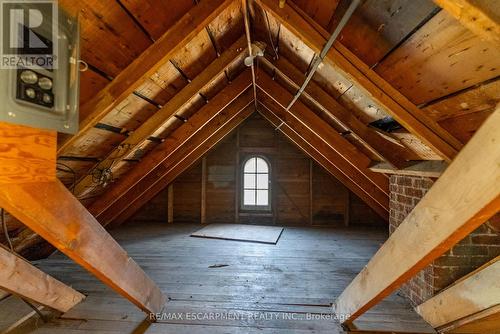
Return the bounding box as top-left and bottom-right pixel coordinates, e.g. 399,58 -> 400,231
2,223 -> 435,333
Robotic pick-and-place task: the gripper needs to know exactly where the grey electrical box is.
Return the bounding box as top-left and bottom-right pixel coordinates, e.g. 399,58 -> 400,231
0,2 -> 80,134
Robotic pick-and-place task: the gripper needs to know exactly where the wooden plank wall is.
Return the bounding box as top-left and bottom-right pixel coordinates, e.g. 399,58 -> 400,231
127,114 -> 385,227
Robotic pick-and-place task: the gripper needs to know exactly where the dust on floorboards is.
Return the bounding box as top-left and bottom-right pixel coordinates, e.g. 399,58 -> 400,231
1,223 -> 436,333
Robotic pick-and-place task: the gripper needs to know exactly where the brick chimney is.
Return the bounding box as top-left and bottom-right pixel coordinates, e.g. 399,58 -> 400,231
389,175 -> 500,306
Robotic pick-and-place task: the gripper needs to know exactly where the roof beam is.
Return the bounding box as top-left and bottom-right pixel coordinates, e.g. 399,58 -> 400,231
433,0 -> 500,47
255,0 -> 462,162
110,105 -> 255,226
370,161 -> 448,178
259,55 -> 416,169
416,256 -> 500,330
0,121 -> 165,316
256,70 -> 389,194
72,36 -> 249,197
58,0 -> 233,154
334,104 -> 500,324
258,102 -> 388,220
0,245 -> 85,312
88,70 -> 253,222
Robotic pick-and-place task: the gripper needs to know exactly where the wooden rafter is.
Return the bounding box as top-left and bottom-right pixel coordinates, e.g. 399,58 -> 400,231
256,69 -> 389,201
259,55 -> 417,168
334,104 -> 500,324
110,104 -> 255,226
88,70 -> 253,222
258,102 -> 388,219
433,0 -> 500,47
0,122 -> 165,315
255,0 -> 463,162
0,245 -> 85,312
73,36 -> 250,197
58,0 -> 233,154
99,92 -> 253,225
416,255 -> 500,330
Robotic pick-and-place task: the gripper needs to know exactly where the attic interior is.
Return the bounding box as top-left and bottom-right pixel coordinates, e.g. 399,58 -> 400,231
0,0 -> 499,333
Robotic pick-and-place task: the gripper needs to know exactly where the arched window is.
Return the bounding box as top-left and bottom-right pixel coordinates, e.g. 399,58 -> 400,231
242,156 -> 270,210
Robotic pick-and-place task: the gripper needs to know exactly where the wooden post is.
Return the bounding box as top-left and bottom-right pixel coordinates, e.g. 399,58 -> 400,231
0,121 -> 166,316
234,129 -> 240,223
167,184 -> 174,224
0,245 -> 85,312
344,191 -> 350,227
309,159 -> 313,225
201,157 -> 207,224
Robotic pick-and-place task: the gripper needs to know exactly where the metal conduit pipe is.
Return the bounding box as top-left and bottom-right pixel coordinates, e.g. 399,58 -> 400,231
275,0 -> 361,130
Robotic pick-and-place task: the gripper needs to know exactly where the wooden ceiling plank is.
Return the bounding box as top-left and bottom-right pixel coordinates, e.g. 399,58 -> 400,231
88,70 -> 253,220
370,161 -> 448,178
72,37 -> 248,197
256,69 -> 389,196
256,0 -> 462,162
415,256 -> 500,330
258,103 -> 388,220
334,104 -> 500,324
109,105 -> 255,227
259,55 -> 416,168
0,245 -> 85,313
59,0 -> 233,155
432,0 -> 500,47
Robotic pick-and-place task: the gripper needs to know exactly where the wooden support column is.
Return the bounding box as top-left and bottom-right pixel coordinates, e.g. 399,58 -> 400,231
0,245 -> 84,312
0,121 -> 166,316
416,256 -> 500,331
256,0 -> 462,161
334,105 -> 500,323
201,156 -> 207,224
167,184 -> 174,224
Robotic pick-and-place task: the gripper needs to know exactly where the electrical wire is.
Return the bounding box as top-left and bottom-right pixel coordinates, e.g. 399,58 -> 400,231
56,162 -> 77,193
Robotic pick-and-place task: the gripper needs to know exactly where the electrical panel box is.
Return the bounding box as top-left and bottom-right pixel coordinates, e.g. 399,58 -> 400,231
0,3 -> 80,134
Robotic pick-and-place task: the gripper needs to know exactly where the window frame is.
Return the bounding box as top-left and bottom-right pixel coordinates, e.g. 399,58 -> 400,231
240,155 -> 272,212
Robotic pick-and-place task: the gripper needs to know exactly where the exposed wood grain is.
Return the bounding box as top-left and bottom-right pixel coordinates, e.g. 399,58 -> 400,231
433,0 -> 500,47
88,70 -> 252,221
375,10 -> 500,104
334,0 -> 439,67
0,245 -> 85,312
424,78 -> 500,122
258,100 -> 389,220
256,69 -> 390,196
119,0 -> 194,40
0,180 -> 166,315
370,161 -> 448,178
256,0 -> 461,162
59,0 -> 233,155
259,55 -> 416,168
109,105 -> 255,226
415,256 -> 500,328
334,104 -> 500,323
60,0 -> 152,77
0,122 -> 56,184
72,37 -> 248,197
